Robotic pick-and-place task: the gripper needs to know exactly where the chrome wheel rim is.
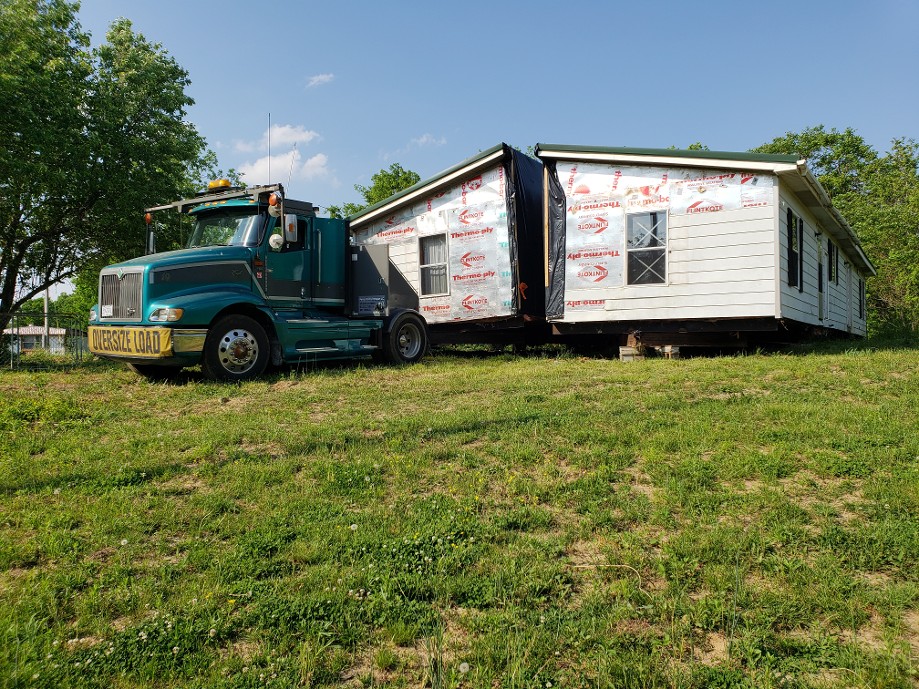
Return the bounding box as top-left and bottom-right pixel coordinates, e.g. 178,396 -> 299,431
217,328 -> 259,374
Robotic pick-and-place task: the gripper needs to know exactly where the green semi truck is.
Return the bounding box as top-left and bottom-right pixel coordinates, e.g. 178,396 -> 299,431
87,181 -> 427,380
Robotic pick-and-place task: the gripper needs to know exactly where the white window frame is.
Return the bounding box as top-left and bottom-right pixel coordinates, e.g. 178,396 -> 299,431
419,233 -> 450,297
626,210 -> 668,286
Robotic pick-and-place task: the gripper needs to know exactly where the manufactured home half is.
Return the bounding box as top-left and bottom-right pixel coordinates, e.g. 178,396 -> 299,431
349,144 -> 545,343
536,145 -> 875,344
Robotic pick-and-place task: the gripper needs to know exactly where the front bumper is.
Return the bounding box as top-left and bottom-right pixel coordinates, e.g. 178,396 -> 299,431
88,326 -> 207,360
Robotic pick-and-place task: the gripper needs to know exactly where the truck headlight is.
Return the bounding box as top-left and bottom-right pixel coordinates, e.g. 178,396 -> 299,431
149,308 -> 184,322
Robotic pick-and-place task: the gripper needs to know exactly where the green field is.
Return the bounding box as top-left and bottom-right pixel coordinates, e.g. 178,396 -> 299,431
1,343 -> 918,688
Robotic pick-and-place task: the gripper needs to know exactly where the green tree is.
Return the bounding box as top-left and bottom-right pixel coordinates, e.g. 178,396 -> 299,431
754,126 -> 919,334
327,163 -> 421,219
753,125 -> 878,197
0,0 -> 216,330
668,142 -> 710,151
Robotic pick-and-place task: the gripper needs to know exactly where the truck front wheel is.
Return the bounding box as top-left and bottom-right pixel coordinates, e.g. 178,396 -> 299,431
380,313 -> 427,364
202,315 -> 269,381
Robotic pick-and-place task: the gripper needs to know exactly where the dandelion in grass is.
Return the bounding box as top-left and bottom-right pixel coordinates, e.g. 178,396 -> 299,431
350,523 -> 358,531
459,661 -> 470,674
209,628 -> 217,638
120,539 -> 128,546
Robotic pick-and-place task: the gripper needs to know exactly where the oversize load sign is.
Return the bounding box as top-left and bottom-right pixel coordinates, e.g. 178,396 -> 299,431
89,326 -> 173,358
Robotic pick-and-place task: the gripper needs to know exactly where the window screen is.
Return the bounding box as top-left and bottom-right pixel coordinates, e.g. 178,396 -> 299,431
420,234 -> 448,295
627,212 -> 667,284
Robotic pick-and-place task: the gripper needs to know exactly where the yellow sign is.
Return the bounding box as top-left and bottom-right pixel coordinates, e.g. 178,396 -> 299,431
88,326 -> 173,358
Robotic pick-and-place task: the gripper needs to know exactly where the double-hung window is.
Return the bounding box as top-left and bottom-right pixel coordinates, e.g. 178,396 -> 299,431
420,234 -> 448,296
626,212 -> 667,285
828,242 -> 838,284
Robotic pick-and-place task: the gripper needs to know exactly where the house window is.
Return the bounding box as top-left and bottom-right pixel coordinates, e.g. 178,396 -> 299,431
420,234 -> 448,295
828,242 -> 838,284
786,208 -> 804,291
626,212 -> 667,284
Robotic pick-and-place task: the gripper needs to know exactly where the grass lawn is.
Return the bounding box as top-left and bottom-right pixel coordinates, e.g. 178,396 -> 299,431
1,342 -> 917,688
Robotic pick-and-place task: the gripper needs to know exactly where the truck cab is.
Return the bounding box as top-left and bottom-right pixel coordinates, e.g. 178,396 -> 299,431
88,182 -> 427,380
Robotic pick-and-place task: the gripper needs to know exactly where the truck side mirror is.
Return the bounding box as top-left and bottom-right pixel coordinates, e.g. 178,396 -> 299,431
284,214 -> 298,243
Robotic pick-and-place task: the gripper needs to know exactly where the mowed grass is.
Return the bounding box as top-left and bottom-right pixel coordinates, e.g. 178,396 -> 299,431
1,342 -> 918,688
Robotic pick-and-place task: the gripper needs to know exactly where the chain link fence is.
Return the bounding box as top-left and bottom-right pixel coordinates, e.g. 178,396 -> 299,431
1,312 -> 89,370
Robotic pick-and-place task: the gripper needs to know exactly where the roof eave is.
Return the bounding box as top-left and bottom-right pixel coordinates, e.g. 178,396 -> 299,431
777,163 -> 876,276
348,144 -> 508,228
535,143 -> 800,172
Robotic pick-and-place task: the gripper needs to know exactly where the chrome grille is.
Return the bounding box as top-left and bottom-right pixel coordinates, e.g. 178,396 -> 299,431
99,270 -> 144,322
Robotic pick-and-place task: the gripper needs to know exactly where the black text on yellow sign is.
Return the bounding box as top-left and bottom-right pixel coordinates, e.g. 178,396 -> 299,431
89,327 -> 173,358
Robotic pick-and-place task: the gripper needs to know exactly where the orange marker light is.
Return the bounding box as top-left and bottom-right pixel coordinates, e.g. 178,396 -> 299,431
144,212 -> 153,225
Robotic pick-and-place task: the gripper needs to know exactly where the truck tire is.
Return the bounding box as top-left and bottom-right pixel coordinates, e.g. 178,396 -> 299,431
380,312 -> 427,364
127,363 -> 183,381
202,315 -> 269,381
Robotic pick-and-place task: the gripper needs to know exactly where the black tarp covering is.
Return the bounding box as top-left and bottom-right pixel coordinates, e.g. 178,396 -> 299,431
505,147 -> 546,320
543,160 -> 567,320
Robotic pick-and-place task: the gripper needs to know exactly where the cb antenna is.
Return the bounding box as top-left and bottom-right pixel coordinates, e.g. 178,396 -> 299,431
287,142 -> 298,188
267,112 -> 271,182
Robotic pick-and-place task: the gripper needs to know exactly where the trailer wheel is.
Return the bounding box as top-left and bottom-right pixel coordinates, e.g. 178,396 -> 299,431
202,315 -> 269,381
381,313 -> 427,364
127,363 -> 184,381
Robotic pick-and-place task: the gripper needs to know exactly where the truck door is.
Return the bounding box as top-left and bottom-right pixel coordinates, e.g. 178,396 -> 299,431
265,215 -> 311,303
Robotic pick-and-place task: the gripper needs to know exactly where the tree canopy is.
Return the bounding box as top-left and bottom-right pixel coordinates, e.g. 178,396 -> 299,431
0,0 -> 219,328
754,126 -> 919,334
327,163 -> 421,219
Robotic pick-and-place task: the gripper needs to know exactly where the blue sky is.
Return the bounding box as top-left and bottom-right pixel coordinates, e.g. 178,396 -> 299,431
76,0 -> 919,214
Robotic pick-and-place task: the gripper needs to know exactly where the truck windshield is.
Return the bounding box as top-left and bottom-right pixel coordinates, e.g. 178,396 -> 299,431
187,210 -> 263,248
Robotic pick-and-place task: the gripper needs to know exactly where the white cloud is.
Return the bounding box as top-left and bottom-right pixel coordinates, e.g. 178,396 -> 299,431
238,150 -> 330,186
411,133 -> 447,147
381,133 -> 448,160
306,73 -> 335,88
234,124 -> 320,154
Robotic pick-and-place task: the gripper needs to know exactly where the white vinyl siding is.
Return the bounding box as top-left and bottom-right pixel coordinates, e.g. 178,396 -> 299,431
564,204 -> 777,322
777,187 -> 867,335
386,240 -> 420,292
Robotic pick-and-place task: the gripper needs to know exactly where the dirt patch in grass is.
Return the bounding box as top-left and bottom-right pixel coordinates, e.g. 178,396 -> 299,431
741,478 -> 767,492
694,631 -> 730,666
442,607 -> 473,653
780,471 -> 864,520
88,546 -> 116,563
228,639 -> 260,662
566,539 -> 606,567
237,439 -> 285,459
110,616 -> 131,632
840,611 -> 886,652
860,571 -> 895,588
621,466 -> 659,501
160,473 -> 208,494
